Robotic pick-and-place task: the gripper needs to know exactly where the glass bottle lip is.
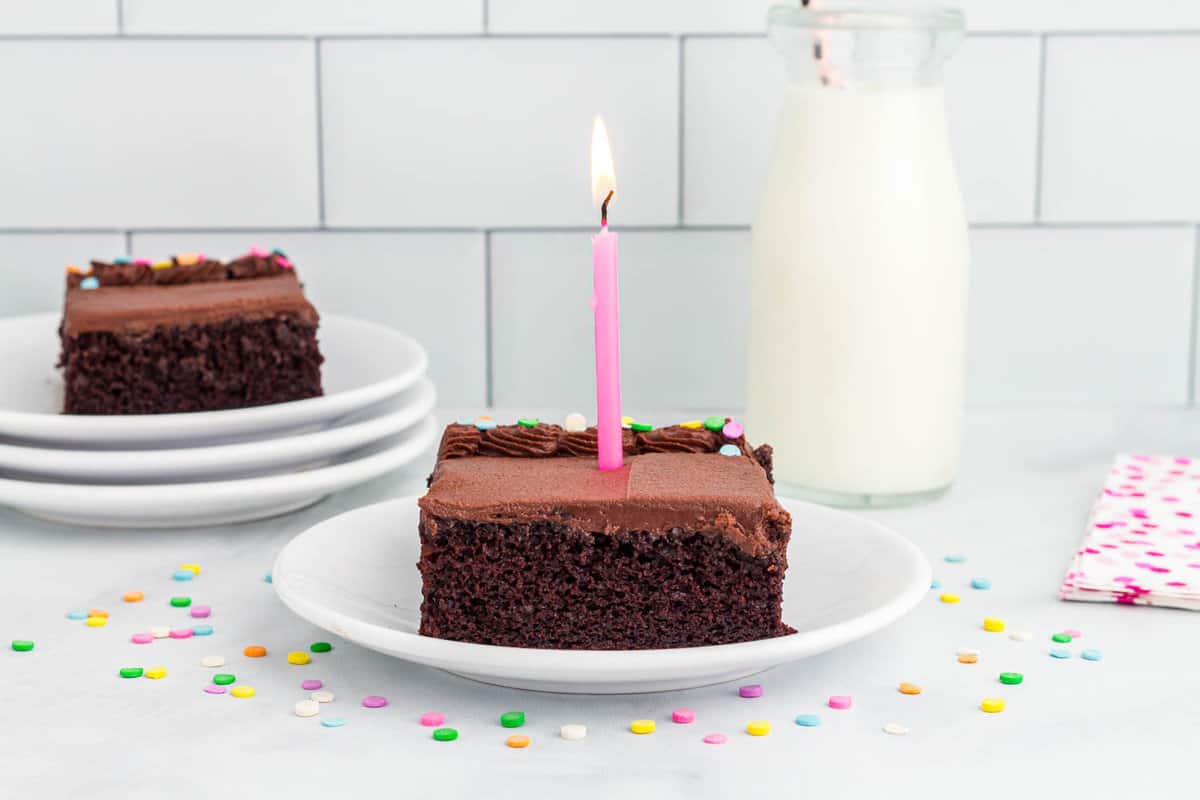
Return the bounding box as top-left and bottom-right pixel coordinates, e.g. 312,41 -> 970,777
768,2 -> 965,33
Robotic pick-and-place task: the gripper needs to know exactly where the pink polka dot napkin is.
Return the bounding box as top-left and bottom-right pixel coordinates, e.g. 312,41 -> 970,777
1061,454 -> 1200,611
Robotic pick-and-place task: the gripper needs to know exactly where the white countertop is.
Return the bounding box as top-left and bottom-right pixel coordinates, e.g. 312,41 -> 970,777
3,409 -> 1198,799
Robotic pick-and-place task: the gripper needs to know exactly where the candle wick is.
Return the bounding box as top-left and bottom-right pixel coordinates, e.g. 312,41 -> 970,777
601,189 -> 614,226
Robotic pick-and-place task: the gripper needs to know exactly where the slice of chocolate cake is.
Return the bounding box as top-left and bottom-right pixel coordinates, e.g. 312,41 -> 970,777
58,249 -> 323,415
418,419 -> 793,650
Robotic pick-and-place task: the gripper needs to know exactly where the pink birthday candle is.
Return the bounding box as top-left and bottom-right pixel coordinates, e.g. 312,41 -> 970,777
590,116 -> 622,471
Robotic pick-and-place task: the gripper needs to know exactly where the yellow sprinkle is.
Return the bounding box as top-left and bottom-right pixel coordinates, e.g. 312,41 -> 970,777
505,734 -> 530,748
85,616 -> 107,627
144,666 -> 167,680
621,416 -> 635,427
980,697 -> 1005,713
630,719 -> 656,734
939,593 -> 960,604
231,685 -> 255,698
982,617 -> 1006,632
679,420 -> 703,429
151,260 -> 173,270
179,563 -> 201,576
898,682 -> 922,695
122,591 -> 144,602
286,651 -> 311,666
746,720 -> 771,736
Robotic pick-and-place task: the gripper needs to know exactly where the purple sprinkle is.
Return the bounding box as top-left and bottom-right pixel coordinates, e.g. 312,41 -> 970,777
190,605 -> 211,618
739,684 -> 763,698
301,679 -> 323,691
361,695 -> 388,709
203,685 -> 227,695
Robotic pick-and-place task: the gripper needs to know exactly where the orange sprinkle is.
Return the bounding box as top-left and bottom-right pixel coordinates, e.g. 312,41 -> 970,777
87,608 -> 109,618
505,735 -> 530,749
898,682 -> 922,695
122,591 -> 144,603
958,653 -> 978,664
243,645 -> 267,658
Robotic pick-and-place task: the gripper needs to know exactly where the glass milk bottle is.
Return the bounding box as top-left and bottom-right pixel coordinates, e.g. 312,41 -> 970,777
746,3 -> 968,507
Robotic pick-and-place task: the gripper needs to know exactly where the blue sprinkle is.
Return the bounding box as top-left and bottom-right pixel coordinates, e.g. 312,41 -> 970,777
930,579 -> 941,589
456,417 -> 474,425
1081,648 -> 1103,662
943,554 -> 967,563
474,419 -> 497,431
970,577 -> 991,590
321,717 -> 347,728
113,256 -> 132,264
66,610 -> 88,620
80,276 -> 100,290
272,248 -> 288,258
1049,647 -> 1071,659
172,570 -> 194,581
263,572 -> 273,583
794,714 -> 821,727
718,444 -> 740,457
192,624 -> 213,636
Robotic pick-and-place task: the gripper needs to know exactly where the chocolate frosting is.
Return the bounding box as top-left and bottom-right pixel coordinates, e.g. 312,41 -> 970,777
438,422 -> 744,461
66,253 -> 289,289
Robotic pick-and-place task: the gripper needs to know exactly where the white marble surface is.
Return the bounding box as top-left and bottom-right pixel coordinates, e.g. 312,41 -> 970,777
2,409 -> 1198,798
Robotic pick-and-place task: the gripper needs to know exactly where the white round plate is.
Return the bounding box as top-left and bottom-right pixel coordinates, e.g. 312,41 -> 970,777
0,377 -> 436,483
0,312 -> 428,447
273,497 -> 931,694
0,415 -> 438,528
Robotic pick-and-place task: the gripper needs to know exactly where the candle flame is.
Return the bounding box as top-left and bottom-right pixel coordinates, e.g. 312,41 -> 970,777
590,116 -> 616,210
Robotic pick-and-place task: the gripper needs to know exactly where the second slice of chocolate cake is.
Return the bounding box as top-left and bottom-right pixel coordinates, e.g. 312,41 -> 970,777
418,421 -> 793,650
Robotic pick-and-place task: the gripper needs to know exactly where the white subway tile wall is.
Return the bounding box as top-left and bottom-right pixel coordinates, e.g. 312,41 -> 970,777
1,2 -> 1197,409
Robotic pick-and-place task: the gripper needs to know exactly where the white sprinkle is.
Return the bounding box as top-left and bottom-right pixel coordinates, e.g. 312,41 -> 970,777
560,723 -> 587,741
1009,630 -> 1033,642
200,655 -> 225,668
151,626 -> 170,639
882,722 -> 909,736
311,690 -> 335,703
563,412 -> 587,433
956,647 -> 980,657
294,700 -> 321,718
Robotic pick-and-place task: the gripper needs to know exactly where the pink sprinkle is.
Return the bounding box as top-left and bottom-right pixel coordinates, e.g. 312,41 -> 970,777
190,605 -> 211,618
130,633 -> 153,644
739,684 -> 763,698
168,628 -> 193,639
828,695 -> 852,710
722,421 -> 744,440
702,733 -> 728,745
1113,576 -> 1134,583
361,695 -> 388,709
133,258 -> 151,266
203,685 -> 227,695
1166,581 -> 1188,587
301,679 -> 323,690
1064,628 -> 1082,638
249,245 -> 269,257
277,256 -> 294,269
672,709 -> 695,724
420,712 -> 445,727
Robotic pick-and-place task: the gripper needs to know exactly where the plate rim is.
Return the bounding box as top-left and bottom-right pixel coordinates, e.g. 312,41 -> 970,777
0,312 -> 429,445
272,496 -> 932,681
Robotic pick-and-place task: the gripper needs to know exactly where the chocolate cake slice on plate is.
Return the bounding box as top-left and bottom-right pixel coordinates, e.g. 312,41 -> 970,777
418,419 -> 793,650
58,249 -> 323,415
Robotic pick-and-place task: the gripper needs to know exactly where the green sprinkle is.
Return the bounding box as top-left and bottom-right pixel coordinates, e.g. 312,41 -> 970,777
1051,633 -> 1072,643
500,711 -> 525,728
703,416 -> 725,432
517,418 -> 539,428
11,640 -> 34,652
432,727 -> 458,741
310,642 -> 332,653
998,672 -> 1024,685
170,596 -> 191,607
119,667 -> 144,679
631,422 -> 653,432
212,673 -> 236,686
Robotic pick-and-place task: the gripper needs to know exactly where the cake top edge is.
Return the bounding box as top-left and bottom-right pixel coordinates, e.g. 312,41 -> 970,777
65,246 -> 295,290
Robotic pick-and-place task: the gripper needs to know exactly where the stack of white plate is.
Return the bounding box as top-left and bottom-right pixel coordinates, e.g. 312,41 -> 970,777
0,313 -> 438,528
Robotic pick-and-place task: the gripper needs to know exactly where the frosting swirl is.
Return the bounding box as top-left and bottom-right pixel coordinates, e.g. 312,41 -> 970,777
636,427 -> 719,453
479,424 -> 560,457
437,424 -> 481,459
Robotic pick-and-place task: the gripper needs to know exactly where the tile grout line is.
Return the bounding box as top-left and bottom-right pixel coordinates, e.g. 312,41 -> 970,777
676,36 -> 686,226
114,0 -> 124,34
482,0 -> 489,34
484,230 -> 494,407
313,38 -> 327,226
1189,225 -> 1200,407
123,230 -> 132,256
1032,34 -> 1049,221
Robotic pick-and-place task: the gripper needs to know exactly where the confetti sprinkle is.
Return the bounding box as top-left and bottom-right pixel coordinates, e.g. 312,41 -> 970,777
671,709 -> 695,724
123,591 -> 144,603
882,723 -> 909,736
718,444 -> 741,456
88,608 -> 109,618
301,679 -> 323,691
65,611 -> 88,620
130,633 -> 153,644
85,616 -> 107,628
294,700 -> 320,718
930,579 -> 941,589
420,712 -> 445,727
703,416 -> 725,432
631,421 -> 653,432
119,667 -> 143,679
745,720 -> 771,736
286,651 -> 311,666
1049,648 -> 1071,659
1064,628 -> 1082,638
230,685 -> 255,698
474,419 -> 497,431
560,724 -> 587,741
828,696 -> 852,710
151,261 -> 172,270
309,642 -> 332,653
204,685 -> 227,695
144,666 -> 167,680
1051,633 -> 1072,643
321,717 -> 347,728
1009,630 -> 1033,642
11,640 -> 34,652
898,682 -> 922,695
201,655 -> 225,668
983,617 -> 1005,632
958,653 -> 979,664
630,719 -> 655,734
621,416 -> 635,428
190,605 -> 211,619
172,570 -> 194,582
179,564 -> 201,576
151,627 -> 170,639
243,645 -> 267,658
563,412 -> 587,432
939,593 -> 960,604
169,597 -> 191,608
738,684 -> 763,698
794,714 -> 821,727
999,672 -> 1024,685
192,625 -> 213,636
1081,649 -> 1103,662
311,691 -> 335,703
970,578 -> 992,590
722,421 -> 743,440
702,733 -> 728,744
506,734 -> 531,748
517,418 -> 539,428
500,711 -> 525,728
980,697 -> 1005,713
263,572 -> 273,583
80,277 -> 100,290
212,674 -> 236,686
432,728 -> 458,741
679,420 -> 703,429
944,554 -> 967,563
168,628 -> 193,639
361,695 -> 388,709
